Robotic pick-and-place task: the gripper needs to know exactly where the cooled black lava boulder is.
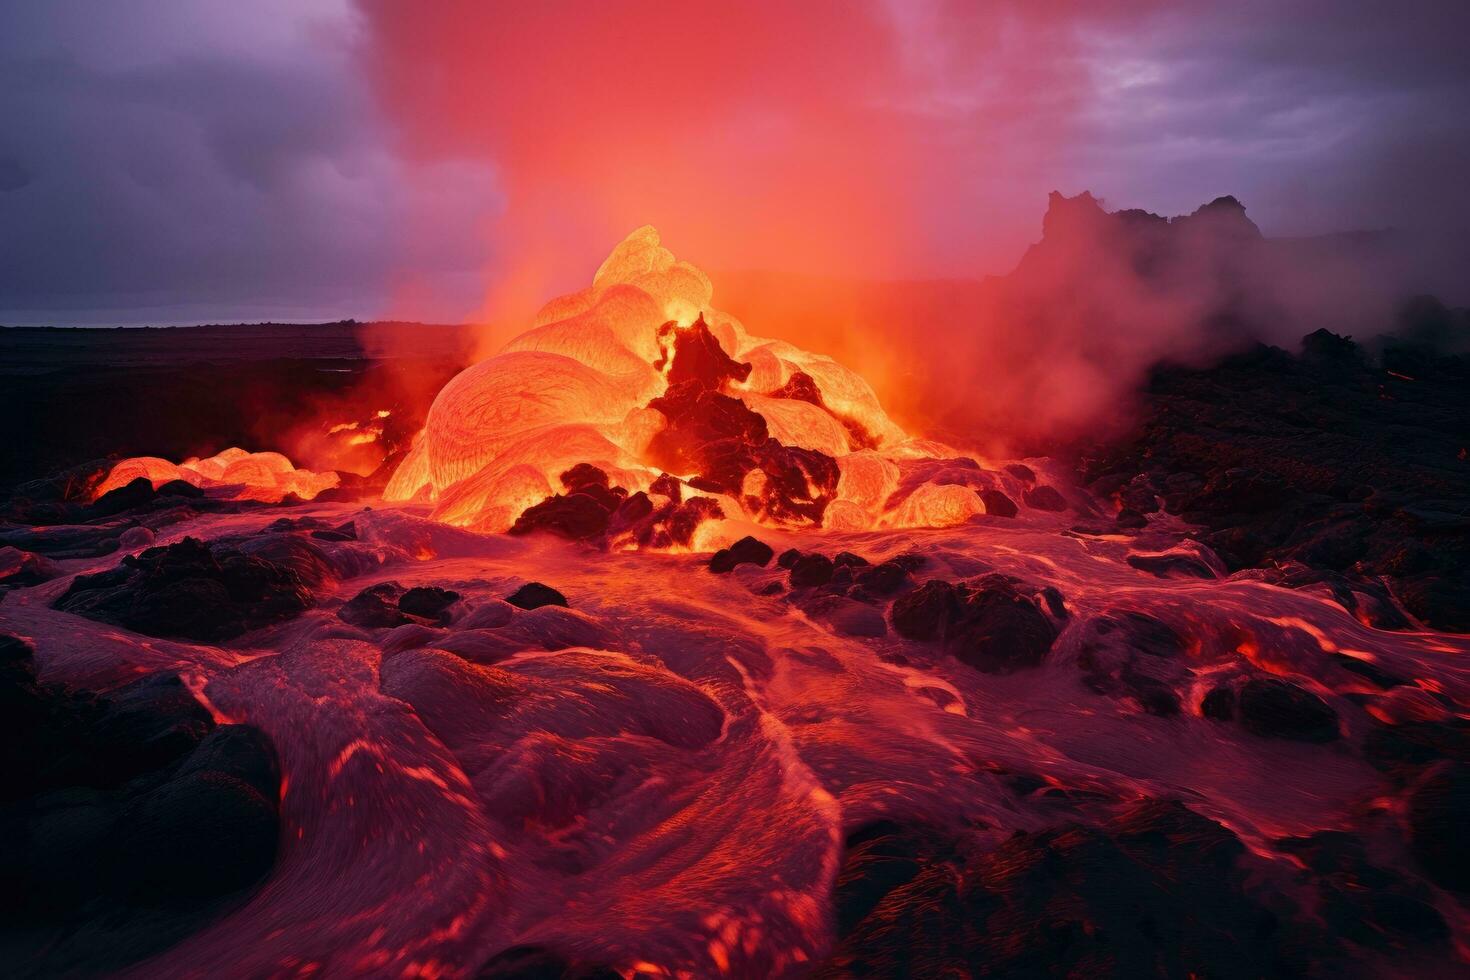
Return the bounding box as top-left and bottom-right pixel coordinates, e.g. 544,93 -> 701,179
155,479 -> 205,499
947,581 -> 1057,673
1408,763 -> 1470,893
90,477 -> 156,516
506,582 -> 568,610
1237,678 -> 1339,742
1201,685 -> 1236,721
891,577 -> 1057,672
789,553 -> 835,588
709,535 -> 774,573
853,561 -> 911,596
509,492 -> 613,541
1022,485 -> 1067,511
107,766 -> 278,902
1116,507 -> 1148,529
477,945 -> 621,979
890,581 -> 961,641
53,536 -> 314,641
339,582 -> 411,628
978,489 -> 1018,518
399,585 -> 460,623
820,799 -> 1290,978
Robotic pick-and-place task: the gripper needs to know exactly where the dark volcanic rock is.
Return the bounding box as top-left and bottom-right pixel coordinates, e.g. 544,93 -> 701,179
890,581 -> 961,641
1407,763 -> 1470,893
1363,720 -> 1470,782
509,492 -> 613,541
1022,485 -> 1067,511
820,798 -> 1292,978
54,536 -> 314,641
1075,611 -> 1189,716
1116,506 -> 1148,529
0,641 -> 281,974
155,478 -> 205,499
399,585 -> 460,623
947,578 -> 1058,673
559,462 -> 611,493
1201,685 -> 1236,721
708,535 -> 774,574
340,581 -> 411,628
978,488 -> 1018,517
853,560 -> 911,596
891,577 -> 1057,672
1237,678 -> 1340,742
506,582 -> 568,610
1276,830 -> 1449,951
656,315 -> 752,389
801,595 -> 887,637
108,766 -> 278,902
90,476 -> 156,516
1079,330 -> 1470,630
477,945 -> 621,979
1126,547 -> 1221,579
789,553 -> 835,589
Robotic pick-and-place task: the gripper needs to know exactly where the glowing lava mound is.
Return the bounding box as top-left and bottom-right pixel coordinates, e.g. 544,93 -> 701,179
386,227 -> 994,542
94,447 -> 339,504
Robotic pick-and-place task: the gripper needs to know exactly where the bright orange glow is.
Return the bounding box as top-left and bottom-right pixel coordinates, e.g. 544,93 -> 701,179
94,446 -> 339,503
391,227 -> 929,535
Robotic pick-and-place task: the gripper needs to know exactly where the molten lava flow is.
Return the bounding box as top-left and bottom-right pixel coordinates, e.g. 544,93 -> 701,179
93,447 -> 339,503
390,227 -> 1034,541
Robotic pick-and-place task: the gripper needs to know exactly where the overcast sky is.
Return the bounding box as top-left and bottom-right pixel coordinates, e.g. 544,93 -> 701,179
2,1 -> 1467,325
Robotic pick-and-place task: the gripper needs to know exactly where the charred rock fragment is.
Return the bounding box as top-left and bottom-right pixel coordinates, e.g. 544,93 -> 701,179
978,488 -> 1018,517
1201,684 -> 1236,720
1276,830 -> 1449,949
0,640 -> 280,974
890,577 -> 1057,672
1407,763 -> 1470,893
890,580 -> 962,642
788,552 -> 835,589
946,578 -> 1058,673
90,476 -> 156,516
645,322 -> 841,527
1022,485 -> 1067,511
399,585 -> 460,623
340,581 -> 411,628
1237,678 -> 1340,742
506,582 -> 568,610
820,799 -> 1292,978
510,492 -> 614,541
54,536 -> 314,641
800,594 -> 888,637
852,560 -> 911,596
1075,611 -> 1190,716
708,535 -> 774,573
656,315 -> 752,389
477,945 -> 621,979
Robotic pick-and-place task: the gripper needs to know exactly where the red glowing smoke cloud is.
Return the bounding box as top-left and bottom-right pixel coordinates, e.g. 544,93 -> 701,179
353,1 -> 1156,316
351,1 -> 1440,453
